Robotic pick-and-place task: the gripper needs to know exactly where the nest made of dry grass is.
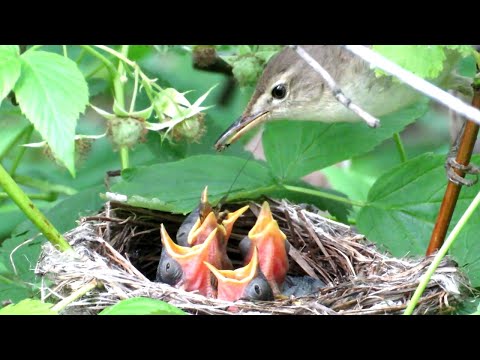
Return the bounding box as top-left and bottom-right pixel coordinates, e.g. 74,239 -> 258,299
35,199 -> 471,315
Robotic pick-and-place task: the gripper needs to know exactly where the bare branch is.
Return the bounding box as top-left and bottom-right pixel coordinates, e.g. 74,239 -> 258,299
289,45 -> 381,128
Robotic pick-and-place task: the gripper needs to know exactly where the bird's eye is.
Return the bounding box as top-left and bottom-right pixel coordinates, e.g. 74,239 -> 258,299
271,84 -> 287,100
165,262 -> 171,272
254,284 -> 261,295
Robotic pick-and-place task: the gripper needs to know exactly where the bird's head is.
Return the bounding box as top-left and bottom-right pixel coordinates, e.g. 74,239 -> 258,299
156,224 -> 222,296
204,247 -> 273,302
215,46 -> 329,151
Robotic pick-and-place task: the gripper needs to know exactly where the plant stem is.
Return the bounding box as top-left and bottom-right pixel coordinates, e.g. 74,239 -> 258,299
129,66 -> 139,113
113,45 -> 130,170
474,51 -> 480,68
95,45 -> 135,67
0,163 -> 72,252
0,125 -> 32,161
51,280 -> 98,313
282,184 -> 366,207
62,45 -> 68,57
27,45 -> 44,52
79,45 -> 117,77
113,46 -> 129,108
120,147 -> 129,169
393,133 -> 407,163
74,48 -> 87,64
427,83 -> 480,255
0,192 -> 56,201
85,62 -> 107,79
0,274 -> 14,285
14,175 -> 77,196
404,189 -> 480,315
96,45 -> 162,98
9,125 -> 34,177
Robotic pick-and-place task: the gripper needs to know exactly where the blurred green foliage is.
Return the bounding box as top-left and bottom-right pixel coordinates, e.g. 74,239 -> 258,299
0,45 -> 478,312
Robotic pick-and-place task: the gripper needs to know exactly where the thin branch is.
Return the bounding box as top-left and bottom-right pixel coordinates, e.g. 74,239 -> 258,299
393,133 -> 408,163
51,280 -> 98,313
404,188 -> 480,314
289,45 -> 381,128
9,125 -> 34,176
427,84 -> 480,255
114,45 -> 130,170
0,163 -> 72,252
344,45 -> 480,127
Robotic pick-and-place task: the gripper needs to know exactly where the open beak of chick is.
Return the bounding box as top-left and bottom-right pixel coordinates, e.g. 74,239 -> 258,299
176,186 -> 249,270
178,186 -> 249,248
204,247 -> 273,302
239,201 -> 289,296
156,224 -> 222,297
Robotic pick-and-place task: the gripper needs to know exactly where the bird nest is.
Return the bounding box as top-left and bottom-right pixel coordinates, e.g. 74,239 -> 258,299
35,199 -> 469,315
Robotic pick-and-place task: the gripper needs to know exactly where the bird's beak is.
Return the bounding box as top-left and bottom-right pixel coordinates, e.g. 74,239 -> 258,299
187,210 -> 219,247
222,205 -> 250,240
204,247 -> 260,301
160,224 -> 221,296
198,186 -> 213,223
248,202 -> 287,260
249,201 -> 274,234
246,202 -> 289,292
214,111 -> 269,151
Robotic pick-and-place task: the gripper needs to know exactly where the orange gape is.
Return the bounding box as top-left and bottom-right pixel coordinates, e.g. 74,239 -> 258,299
159,224 -> 222,297
157,186 -> 250,297
205,247 -> 273,302
243,202 -> 288,294
185,187 -> 249,270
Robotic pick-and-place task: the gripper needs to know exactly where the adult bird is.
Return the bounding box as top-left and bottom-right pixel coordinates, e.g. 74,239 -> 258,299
214,45 -> 477,185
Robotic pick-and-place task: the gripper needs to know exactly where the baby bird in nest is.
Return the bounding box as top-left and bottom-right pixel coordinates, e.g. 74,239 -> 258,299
156,187 -> 268,300
155,187 -> 320,302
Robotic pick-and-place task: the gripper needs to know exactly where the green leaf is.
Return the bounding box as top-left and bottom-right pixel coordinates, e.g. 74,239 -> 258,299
357,154 -> 480,286
128,45 -> 153,61
0,203 -> 48,241
444,45 -> 475,57
109,153 -> 351,223
12,184 -> 105,238
99,297 -> 186,315
0,45 -> 21,104
0,299 -> 57,315
0,107 -> 30,159
373,45 -> 446,79
471,303 -> 480,315
455,297 -> 480,315
14,50 -> 89,176
111,155 -> 277,214
87,78 -> 109,97
0,281 -> 34,304
263,101 -> 429,181
323,166 -> 375,206
269,180 -> 351,223
372,45 -> 472,80
0,185 -> 105,302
